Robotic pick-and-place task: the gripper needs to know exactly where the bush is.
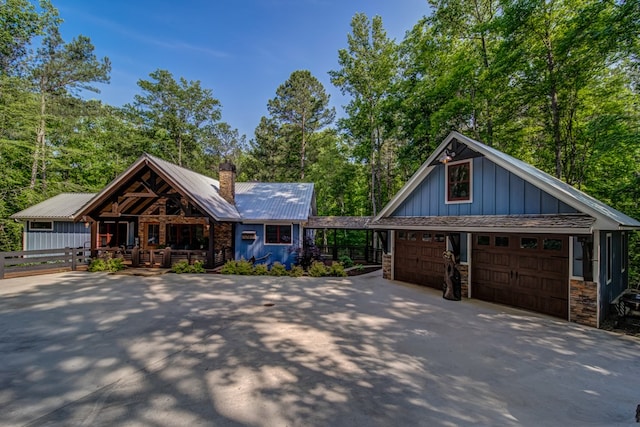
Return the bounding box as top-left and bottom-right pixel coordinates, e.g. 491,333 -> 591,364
308,261 -> 328,277
269,262 -> 288,276
171,260 -> 205,274
338,255 -> 354,268
220,259 -> 254,275
329,262 -> 347,277
254,264 -> 269,275
88,253 -> 125,272
289,265 -> 304,277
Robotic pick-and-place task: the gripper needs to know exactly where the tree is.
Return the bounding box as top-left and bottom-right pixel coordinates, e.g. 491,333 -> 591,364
128,69 -> 227,170
29,20 -> 111,190
267,70 -> 335,179
0,0 -> 49,75
330,13 -> 398,215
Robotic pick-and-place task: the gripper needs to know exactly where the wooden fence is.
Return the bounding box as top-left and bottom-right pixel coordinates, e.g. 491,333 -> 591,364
96,247 -> 233,269
0,248 -> 90,280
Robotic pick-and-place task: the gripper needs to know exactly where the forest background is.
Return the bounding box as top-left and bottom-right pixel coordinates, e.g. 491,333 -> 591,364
1,0 -> 639,281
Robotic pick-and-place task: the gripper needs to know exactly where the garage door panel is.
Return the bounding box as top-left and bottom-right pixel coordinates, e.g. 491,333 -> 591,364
395,233 -> 446,290
473,233 -> 569,319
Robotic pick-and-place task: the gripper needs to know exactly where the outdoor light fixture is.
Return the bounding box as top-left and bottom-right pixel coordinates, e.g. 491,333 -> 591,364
439,149 -> 455,164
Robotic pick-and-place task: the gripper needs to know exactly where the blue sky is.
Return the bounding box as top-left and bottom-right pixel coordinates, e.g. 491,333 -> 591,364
52,0 -> 430,139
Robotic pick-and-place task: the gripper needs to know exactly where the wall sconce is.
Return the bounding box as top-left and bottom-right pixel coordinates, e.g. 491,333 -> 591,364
84,221 -> 90,229
439,149 -> 455,164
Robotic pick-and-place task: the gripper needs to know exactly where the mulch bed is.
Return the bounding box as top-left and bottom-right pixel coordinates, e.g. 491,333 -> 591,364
346,266 -> 381,276
600,317 -> 640,338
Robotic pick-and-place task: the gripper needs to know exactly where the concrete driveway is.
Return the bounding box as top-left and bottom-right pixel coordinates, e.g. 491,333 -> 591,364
0,271 -> 638,427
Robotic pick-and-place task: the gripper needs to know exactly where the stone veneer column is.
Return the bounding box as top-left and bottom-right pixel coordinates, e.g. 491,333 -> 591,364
382,253 -> 392,279
570,279 -> 598,328
457,264 -> 469,298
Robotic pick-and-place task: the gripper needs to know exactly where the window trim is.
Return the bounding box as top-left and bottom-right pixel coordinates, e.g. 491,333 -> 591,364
29,220 -> 53,231
445,159 -> 473,204
621,232 -> 627,273
264,224 -> 293,245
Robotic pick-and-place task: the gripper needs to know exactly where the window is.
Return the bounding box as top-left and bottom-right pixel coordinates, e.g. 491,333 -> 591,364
166,224 -> 205,249
446,160 -> 472,203
520,237 -> 538,249
606,233 -> 612,284
408,232 -> 417,241
422,233 -> 432,242
495,236 -> 509,247
434,234 -> 446,242
398,231 -> 406,240
147,224 -> 160,246
29,221 -> 53,231
622,232 -> 627,273
543,239 -> 562,251
477,235 -> 490,246
265,225 -> 292,244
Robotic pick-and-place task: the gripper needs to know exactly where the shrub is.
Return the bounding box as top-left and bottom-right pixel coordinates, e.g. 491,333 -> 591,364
329,262 -> 347,277
220,260 -> 238,274
269,262 -> 288,276
172,260 -> 206,274
338,255 -> 354,268
88,253 -> 124,272
254,264 -> 269,275
289,265 -> 304,277
308,261 -> 328,277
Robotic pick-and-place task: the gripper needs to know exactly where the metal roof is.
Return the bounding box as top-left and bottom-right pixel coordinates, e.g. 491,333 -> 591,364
377,131 -> 640,231
11,193 -> 97,220
145,154 -> 241,221
306,216 -> 372,229
235,182 -> 314,222
369,214 -> 596,234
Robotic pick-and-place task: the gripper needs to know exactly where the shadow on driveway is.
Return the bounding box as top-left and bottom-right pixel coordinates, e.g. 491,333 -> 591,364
0,271 -> 638,426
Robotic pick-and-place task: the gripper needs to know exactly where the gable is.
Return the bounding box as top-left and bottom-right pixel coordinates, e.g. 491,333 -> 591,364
76,154 -> 240,222
392,156 -> 578,217
378,131 -> 640,231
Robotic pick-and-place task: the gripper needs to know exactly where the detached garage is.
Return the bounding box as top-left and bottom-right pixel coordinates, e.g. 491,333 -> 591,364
370,131 -> 640,328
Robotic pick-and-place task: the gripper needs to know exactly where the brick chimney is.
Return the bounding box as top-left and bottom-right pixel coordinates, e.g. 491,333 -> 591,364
219,162 -> 236,204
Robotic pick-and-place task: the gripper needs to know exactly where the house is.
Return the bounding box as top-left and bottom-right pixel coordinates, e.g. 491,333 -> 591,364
369,131 -> 640,328
11,154 -> 316,268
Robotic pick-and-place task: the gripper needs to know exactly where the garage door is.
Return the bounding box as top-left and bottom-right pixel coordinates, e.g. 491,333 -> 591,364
395,231 -> 447,290
472,233 -> 569,319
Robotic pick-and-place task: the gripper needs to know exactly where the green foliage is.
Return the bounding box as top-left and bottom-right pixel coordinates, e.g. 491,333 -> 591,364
329,262 -> 347,277
171,260 -> 205,274
269,262 -> 288,277
88,253 -> 124,272
308,261 -> 328,277
254,263 -> 269,275
289,265 -> 304,277
338,255 -> 354,268
220,259 -> 254,275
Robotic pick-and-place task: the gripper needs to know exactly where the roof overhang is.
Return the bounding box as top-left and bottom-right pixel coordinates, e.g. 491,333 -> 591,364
368,214 -> 596,235
305,216 -> 372,229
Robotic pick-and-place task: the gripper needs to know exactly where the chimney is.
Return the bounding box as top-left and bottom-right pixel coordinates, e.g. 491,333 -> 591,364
219,162 -> 236,204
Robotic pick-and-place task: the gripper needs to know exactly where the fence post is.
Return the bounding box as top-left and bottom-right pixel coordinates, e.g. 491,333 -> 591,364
163,247 -> 171,268
69,247 -> 76,271
132,247 -> 139,267
0,252 -> 5,279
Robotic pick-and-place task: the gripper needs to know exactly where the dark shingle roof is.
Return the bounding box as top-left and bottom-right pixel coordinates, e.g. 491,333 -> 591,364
306,216 -> 372,229
369,214 -> 596,234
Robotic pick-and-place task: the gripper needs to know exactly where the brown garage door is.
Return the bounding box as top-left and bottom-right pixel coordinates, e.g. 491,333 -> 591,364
472,233 -> 569,319
395,231 -> 447,290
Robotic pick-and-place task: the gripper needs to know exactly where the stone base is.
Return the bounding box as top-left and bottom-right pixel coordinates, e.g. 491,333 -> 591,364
382,253 -> 391,280
570,279 -> 598,328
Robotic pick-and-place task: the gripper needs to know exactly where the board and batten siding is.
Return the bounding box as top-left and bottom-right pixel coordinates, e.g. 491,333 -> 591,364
234,223 -> 301,268
392,157 -> 578,217
598,230 -> 626,322
26,221 -> 91,251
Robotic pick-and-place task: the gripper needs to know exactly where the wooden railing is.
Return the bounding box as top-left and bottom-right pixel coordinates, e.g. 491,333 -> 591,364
96,246 -> 233,268
315,245 -> 383,264
0,248 -> 90,280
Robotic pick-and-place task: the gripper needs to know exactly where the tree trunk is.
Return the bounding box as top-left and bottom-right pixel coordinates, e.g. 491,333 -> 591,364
31,91 -> 47,190
300,116 -> 306,180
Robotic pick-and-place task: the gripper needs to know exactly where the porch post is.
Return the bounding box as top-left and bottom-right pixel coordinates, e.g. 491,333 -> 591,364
207,219 -> 215,268
90,221 -> 98,258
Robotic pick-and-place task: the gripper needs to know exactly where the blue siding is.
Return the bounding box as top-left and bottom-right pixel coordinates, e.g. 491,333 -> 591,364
26,221 -> 90,250
599,231 -> 627,322
392,157 -> 579,217
235,223 -> 301,269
